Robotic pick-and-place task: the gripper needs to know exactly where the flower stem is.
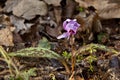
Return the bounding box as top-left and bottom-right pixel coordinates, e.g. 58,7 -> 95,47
71,46 -> 76,73
70,35 -> 76,73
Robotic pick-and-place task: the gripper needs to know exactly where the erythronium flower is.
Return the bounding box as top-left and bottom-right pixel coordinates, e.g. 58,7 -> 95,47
57,19 -> 80,39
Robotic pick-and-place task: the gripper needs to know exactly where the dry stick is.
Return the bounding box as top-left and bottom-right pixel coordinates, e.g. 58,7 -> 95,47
59,59 -> 71,74
0,46 -> 19,75
69,71 -> 75,80
0,70 -> 10,75
0,46 -> 12,74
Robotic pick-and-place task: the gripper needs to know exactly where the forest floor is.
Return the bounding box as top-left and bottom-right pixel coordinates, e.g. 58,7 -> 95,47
0,0 -> 120,80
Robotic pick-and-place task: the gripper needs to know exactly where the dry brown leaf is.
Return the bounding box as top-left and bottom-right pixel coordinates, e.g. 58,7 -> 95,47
3,0 -> 21,13
61,0 -> 78,21
0,6 -> 3,13
99,6 -> 120,19
75,10 -> 102,42
76,11 -> 102,32
0,27 -> 14,46
54,7 -> 62,25
10,15 -> 34,34
13,0 -> 48,20
75,0 -> 120,19
44,0 -> 61,6
46,26 -> 61,37
0,15 -> 15,46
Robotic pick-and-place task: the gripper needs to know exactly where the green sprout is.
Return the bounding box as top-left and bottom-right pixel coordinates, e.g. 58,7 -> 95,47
62,51 -> 71,61
87,55 -> 97,72
76,55 -> 84,62
97,32 -> 108,43
49,73 -> 56,80
76,7 -> 84,12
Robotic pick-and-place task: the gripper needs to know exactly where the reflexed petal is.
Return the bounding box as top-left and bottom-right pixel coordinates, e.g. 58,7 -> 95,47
57,32 -> 70,39
63,19 -> 71,29
73,19 -> 77,21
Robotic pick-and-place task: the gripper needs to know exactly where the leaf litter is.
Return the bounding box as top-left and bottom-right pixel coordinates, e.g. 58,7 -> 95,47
0,0 -> 120,80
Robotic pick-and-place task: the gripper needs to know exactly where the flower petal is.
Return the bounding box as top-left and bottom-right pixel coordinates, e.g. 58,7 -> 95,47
73,19 -> 77,21
57,32 -> 70,39
63,19 -> 71,29
64,21 -> 80,33
57,19 -> 80,39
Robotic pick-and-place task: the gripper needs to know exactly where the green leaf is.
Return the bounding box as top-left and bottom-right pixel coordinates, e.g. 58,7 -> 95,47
62,51 -> 71,61
76,7 -> 84,12
8,47 -> 62,59
19,68 -> 36,80
76,43 -> 118,56
38,37 -> 51,49
97,32 -> 108,43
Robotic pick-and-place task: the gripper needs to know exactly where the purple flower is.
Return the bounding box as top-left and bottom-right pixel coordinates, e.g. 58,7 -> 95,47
57,19 -> 80,39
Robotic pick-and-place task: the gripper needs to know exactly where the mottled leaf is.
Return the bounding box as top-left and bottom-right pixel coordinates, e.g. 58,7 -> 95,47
8,47 -> 62,59
76,43 -> 118,56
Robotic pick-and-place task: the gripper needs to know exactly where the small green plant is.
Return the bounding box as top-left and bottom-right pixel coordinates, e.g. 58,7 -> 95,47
19,68 -> 36,80
75,43 -> 118,72
87,46 -> 97,72
97,32 -> 108,43
49,73 -> 56,80
7,43 -> 118,77
0,46 -> 19,76
75,43 -> 118,56
76,7 -> 84,12
9,68 -> 36,80
62,51 -> 71,61
87,55 -> 97,72
0,46 -> 37,80
76,55 -> 84,62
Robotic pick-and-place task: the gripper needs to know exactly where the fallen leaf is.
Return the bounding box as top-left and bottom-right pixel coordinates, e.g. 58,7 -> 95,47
54,7 -> 62,24
0,15 -> 15,46
10,15 -> 33,34
39,17 -> 61,38
75,11 -> 102,42
3,0 -> 21,13
13,0 -> 48,20
0,6 -> 3,13
75,0 -> 120,19
46,25 -> 60,37
0,26 -> 14,46
44,0 -> 61,6
61,0 -> 78,21
20,22 -> 40,45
